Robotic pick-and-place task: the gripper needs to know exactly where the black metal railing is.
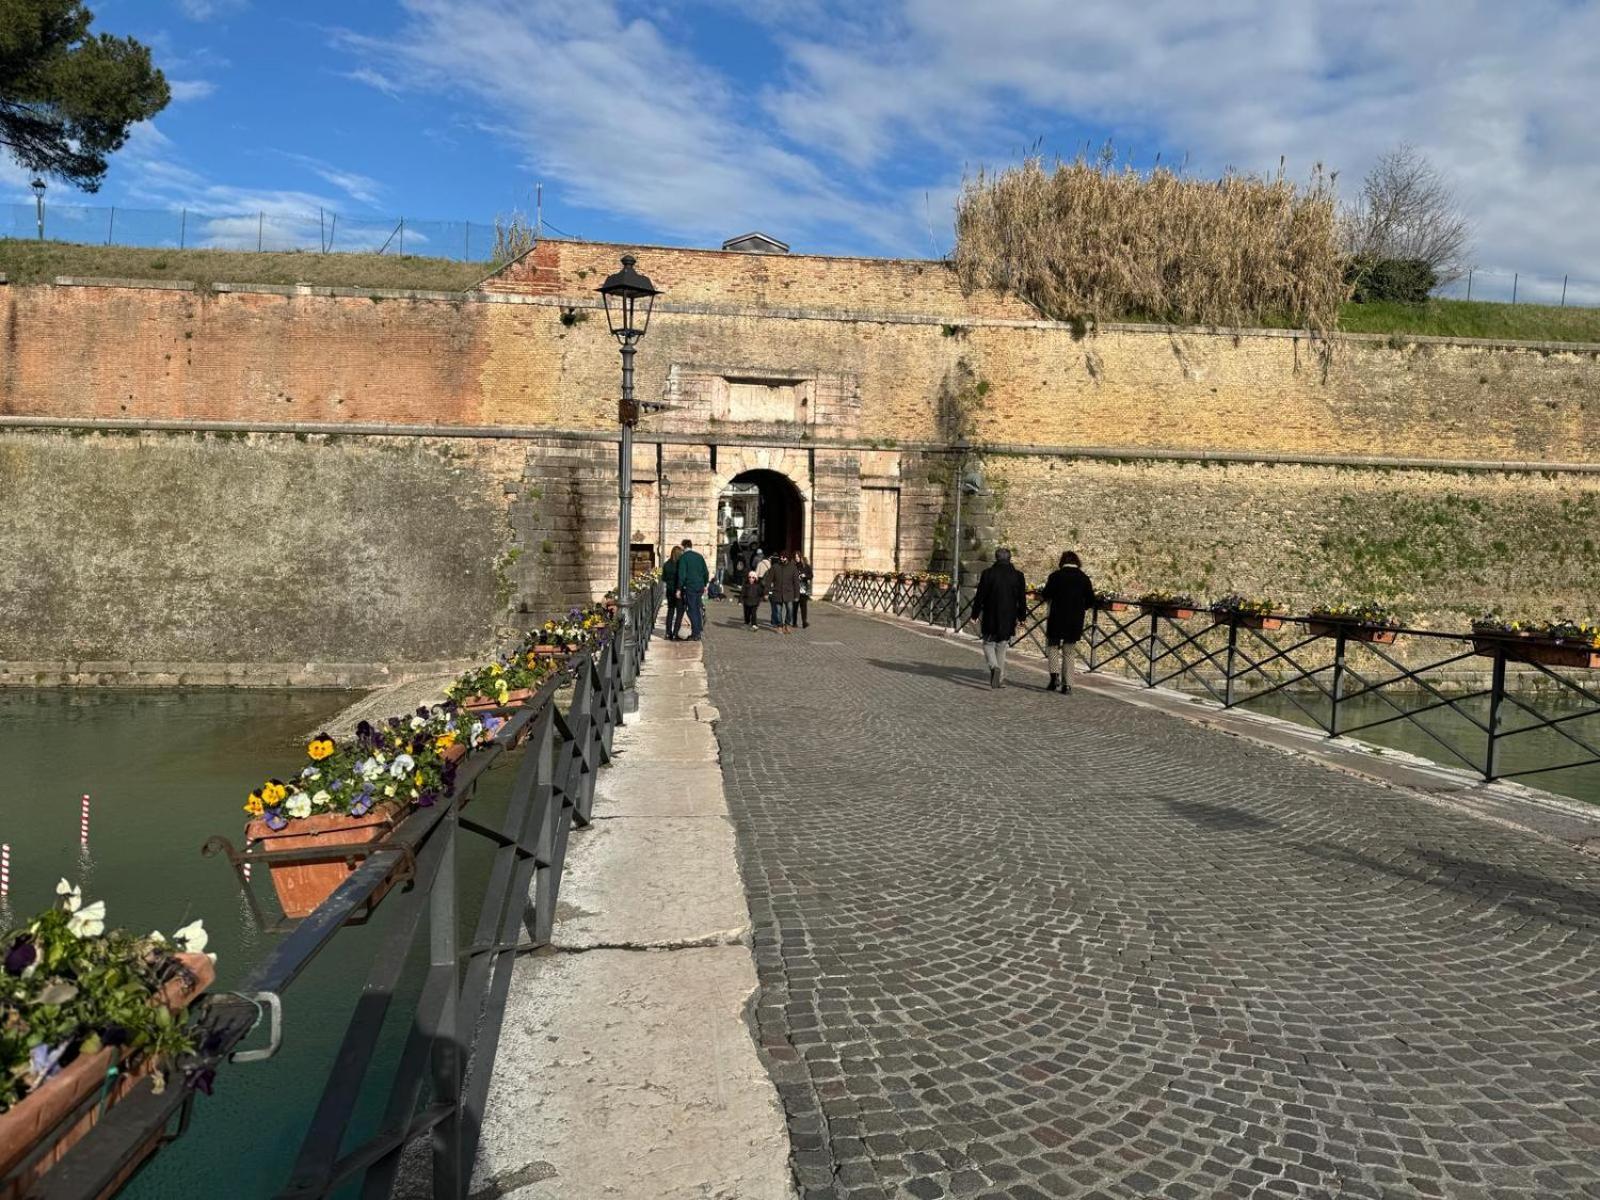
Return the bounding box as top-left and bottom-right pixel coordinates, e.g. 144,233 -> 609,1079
828,573 -> 1600,786
27,583 -> 663,1200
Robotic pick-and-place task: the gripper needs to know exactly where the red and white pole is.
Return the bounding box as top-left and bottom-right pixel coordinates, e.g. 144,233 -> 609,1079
79,794 -> 90,847
1,843 -> 10,897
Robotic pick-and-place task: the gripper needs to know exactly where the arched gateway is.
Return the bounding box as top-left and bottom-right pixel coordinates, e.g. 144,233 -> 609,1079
717,469 -> 805,578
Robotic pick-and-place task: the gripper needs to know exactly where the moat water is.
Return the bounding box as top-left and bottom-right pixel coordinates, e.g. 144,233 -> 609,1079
0,688 -> 523,1198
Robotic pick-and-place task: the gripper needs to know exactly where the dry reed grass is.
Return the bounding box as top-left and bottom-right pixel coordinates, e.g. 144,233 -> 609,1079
954,153 -> 1349,335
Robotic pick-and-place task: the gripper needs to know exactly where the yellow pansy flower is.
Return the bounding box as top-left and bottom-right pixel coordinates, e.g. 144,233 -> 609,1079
435,731 -> 457,751
244,792 -> 265,816
262,780 -> 288,805
307,733 -> 336,761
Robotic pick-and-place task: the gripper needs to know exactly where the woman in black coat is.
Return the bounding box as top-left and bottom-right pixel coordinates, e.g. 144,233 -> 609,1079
969,548 -> 1029,688
1040,551 -> 1095,693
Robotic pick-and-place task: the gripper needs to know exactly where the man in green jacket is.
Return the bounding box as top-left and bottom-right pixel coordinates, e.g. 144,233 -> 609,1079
675,538 -> 711,641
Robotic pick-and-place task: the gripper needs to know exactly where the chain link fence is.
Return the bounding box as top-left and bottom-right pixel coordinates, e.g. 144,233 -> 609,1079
4,200 -> 497,261
1434,267 -> 1600,308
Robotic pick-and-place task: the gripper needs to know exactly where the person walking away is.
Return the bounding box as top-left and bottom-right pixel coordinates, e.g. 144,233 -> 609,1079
662,545 -> 684,639
742,559 -> 762,630
767,551 -> 801,633
795,553 -> 814,629
676,538 -> 710,641
753,550 -> 775,627
969,548 -> 1029,688
1041,550 -> 1095,693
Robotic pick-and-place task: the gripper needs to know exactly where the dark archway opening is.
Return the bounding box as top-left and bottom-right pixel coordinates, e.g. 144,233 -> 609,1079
718,469 -> 805,578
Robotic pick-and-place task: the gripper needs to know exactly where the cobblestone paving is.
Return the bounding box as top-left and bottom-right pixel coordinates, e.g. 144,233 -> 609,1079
702,603 -> 1600,1200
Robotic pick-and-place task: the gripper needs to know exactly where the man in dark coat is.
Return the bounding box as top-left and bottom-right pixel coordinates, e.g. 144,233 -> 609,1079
676,539 -> 711,641
1041,550 -> 1095,693
969,547 -> 1029,688
765,550 -> 801,633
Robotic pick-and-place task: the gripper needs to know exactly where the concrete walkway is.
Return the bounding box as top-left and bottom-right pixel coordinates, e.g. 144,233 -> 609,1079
706,603 -> 1600,1200
471,635 -> 794,1199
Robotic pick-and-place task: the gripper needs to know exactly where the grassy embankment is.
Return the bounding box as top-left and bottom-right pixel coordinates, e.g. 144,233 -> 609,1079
2,240 -> 1598,344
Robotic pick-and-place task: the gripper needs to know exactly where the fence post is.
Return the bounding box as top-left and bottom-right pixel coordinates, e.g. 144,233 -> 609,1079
464,223 -> 470,260
1484,647 -> 1508,780
1561,275 -> 1569,308
428,807 -> 462,1197
1512,272 -> 1518,304
1466,269 -> 1472,301
1223,620 -> 1238,708
399,218 -> 405,256
1145,612 -> 1159,687
179,208 -> 186,250
257,211 -> 263,252
1087,609 -> 1101,671
1329,630 -> 1347,737
106,207 -> 115,245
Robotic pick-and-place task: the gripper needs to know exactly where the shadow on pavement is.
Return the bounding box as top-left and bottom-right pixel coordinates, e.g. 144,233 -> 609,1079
865,657 -> 1024,692
1160,795 -> 1281,833
1299,842 -> 1600,926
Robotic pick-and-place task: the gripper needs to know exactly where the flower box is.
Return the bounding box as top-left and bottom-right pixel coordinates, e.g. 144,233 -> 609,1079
459,687 -> 534,713
1214,610 -> 1286,630
1140,603 -> 1202,620
1472,636 -> 1600,670
1099,599 -> 1134,613
1306,620 -> 1398,644
245,803 -> 404,920
0,952 -> 214,1200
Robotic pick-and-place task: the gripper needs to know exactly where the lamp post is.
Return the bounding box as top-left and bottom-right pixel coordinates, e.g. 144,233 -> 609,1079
952,452 -> 982,631
31,179 -> 45,241
597,254 -> 660,714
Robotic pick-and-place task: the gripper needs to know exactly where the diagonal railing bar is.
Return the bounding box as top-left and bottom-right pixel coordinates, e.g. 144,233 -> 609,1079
1331,664 -> 1487,772
1496,691 -> 1600,766
1336,642 -> 1490,729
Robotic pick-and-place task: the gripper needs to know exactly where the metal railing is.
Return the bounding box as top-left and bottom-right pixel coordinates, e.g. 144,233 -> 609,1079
26,583 -> 663,1200
828,574 -> 1600,786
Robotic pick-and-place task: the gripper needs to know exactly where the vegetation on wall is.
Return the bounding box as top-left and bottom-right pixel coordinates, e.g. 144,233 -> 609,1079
954,150 -> 1348,335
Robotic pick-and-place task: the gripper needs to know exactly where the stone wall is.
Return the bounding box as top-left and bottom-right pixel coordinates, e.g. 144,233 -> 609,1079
0,428 -> 520,685
988,455 -> 1600,625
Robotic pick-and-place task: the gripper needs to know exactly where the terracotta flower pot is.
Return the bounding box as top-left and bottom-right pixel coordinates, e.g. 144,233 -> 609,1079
1307,620 -> 1398,644
460,687 -> 534,713
1217,612 -> 1285,630
0,952 -> 214,1200
1102,601 -> 1133,613
1141,604 -> 1201,620
246,803 -> 404,919
1473,636 -> 1600,669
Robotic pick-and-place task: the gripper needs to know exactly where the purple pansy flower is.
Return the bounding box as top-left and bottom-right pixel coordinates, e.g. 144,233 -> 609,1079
4,936 -> 36,976
263,809 -> 289,831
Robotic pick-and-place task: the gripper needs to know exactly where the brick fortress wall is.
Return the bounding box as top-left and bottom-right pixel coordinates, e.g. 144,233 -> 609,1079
2,239 -> 1598,679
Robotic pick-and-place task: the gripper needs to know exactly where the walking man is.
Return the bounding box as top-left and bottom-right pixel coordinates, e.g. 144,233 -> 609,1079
766,550 -> 800,634
676,538 -> 710,641
1040,550 -> 1095,693
970,547 -> 1029,688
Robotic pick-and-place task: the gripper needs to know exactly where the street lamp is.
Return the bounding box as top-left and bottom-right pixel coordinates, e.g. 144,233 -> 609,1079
597,254 -> 660,713
30,179 -> 45,241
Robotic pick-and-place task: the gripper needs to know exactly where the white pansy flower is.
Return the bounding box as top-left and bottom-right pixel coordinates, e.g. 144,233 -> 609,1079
300,766 -> 322,781
389,754 -> 415,779
383,784 -> 396,797
310,789 -> 332,809
173,919 -> 209,954
409,715 -> 427,731
67,899 -> 105,938
285,792 -> 312,819
55,878 -> 73,897
359,757 -> 383,781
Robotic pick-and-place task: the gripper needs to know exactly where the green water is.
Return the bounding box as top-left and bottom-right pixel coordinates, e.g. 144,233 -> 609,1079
1240,688 -> 1600,805
0,689 -> 520,1197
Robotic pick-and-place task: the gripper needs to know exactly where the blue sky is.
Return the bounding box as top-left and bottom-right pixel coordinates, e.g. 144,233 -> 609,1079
9,1 -> 1600,301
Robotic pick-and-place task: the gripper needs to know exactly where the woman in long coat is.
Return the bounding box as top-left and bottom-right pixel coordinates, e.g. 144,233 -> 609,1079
765,552 -> 801,633
1041,551 -> 1095,693
969,548 -> 1029,688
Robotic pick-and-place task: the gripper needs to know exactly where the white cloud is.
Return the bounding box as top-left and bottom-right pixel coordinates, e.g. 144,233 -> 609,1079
176,0 -> 248,20
339,0 -> 901,250
167,80 -> 217,102
756,0 -> 1600,282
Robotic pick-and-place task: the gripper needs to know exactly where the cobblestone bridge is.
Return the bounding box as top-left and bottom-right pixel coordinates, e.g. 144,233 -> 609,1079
704,603 -> 1600,1200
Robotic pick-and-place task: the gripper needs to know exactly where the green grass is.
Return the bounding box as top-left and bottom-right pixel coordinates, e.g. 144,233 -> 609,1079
0,239 -> 493,291
1336,298 -> 1600,343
